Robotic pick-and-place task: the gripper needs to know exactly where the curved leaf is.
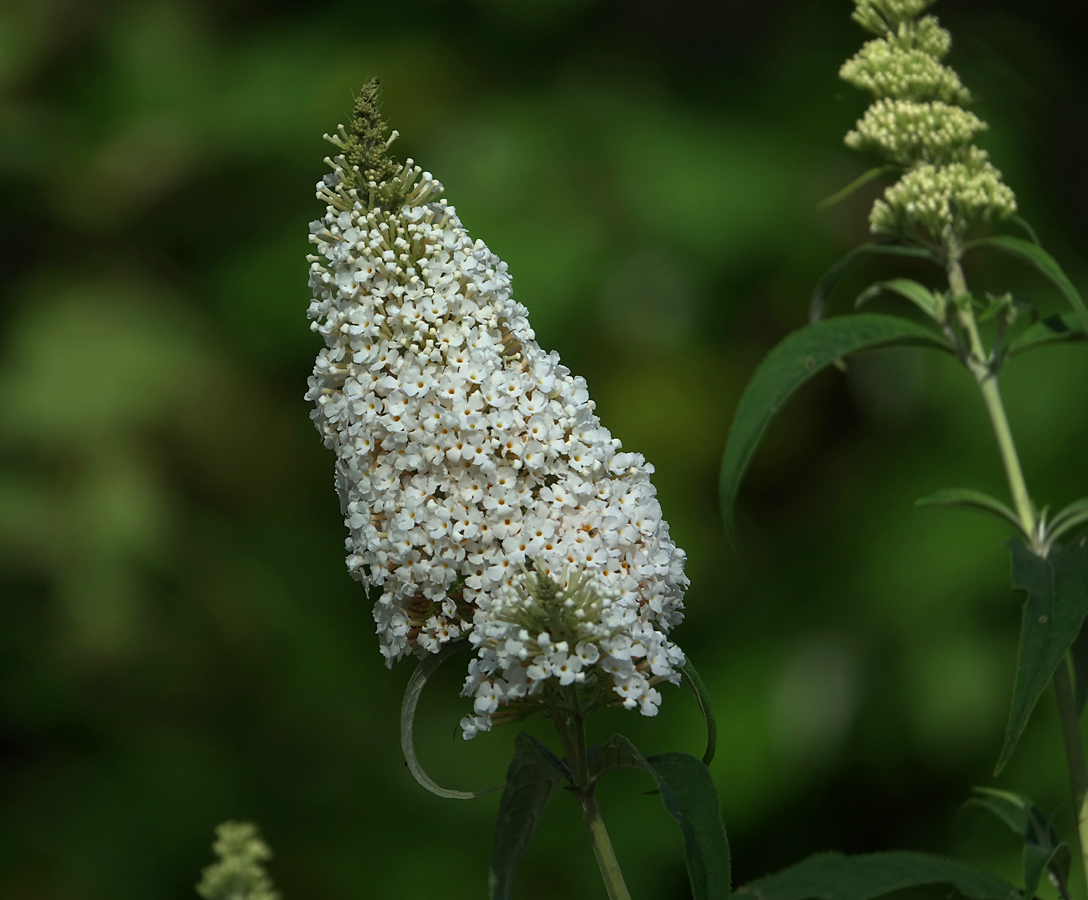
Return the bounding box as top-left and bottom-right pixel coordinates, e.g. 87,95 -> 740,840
400,641 -> 501,800
816,165 -> 900,212
720,314 -> 954,548
1049,498 -> 1088,545
961,787 -> 1031,838
996,538 -> 1088,774
914,488 -> 1027,538
967,235 -> 1088,335
810,243 -> 939,323
681,658 -> 717,766
489,733 -> 564,900
588,736 -> 730,900
1009,215 -> 1041,246
734,852 -> 1019,900
856,279 -> 944,322
1008,312 -> 1086,356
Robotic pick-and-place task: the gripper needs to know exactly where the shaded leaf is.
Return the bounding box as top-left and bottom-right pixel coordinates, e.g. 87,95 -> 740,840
488,733 -> 564,900
816,165 -> 900,212
967,236 -> 1088,335
681,658 -> 717,765
996,538 -> 1088,774
961,787 -> 1031,838
589,736 -> 730,900
855,279 -> 944,322
734,852 -> 1019,900
400,641 -> 501,800
914,488 -> 1027,538
720,315 -> 954,548
1007,313 -> 1086,356
1023,841 -> 1070,900
811,243 -> 940,323
1072,618 -> 1088,716
1009,214 -> 1041,246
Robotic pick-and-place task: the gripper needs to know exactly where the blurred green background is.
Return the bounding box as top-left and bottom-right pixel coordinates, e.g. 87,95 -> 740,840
2,0 -> 1088,897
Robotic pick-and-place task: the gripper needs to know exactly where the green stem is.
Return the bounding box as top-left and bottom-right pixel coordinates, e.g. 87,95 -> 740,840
554,704 -> 631,900
947,253 -> 1088,893
1054,657 -> 1088,888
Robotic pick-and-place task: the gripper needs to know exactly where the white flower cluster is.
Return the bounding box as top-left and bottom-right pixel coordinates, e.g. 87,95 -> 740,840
306,135 -> 688,738
871,148 -> 1017,238
843,0 -> 1015,242
841,39 -> 968,104
845,99 -> 985,167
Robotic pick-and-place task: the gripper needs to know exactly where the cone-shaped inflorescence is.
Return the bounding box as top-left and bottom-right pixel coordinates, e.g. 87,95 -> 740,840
841,0 -> 1016,244
306,81 -> 688,738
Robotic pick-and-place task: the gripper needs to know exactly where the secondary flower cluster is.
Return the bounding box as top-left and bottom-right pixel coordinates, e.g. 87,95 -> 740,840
306,88 -> 688,737
842,0 -> 1016,241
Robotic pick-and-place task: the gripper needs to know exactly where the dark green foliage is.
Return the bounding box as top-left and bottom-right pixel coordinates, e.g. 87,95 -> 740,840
488,734 -> 565,900
997,538 -> 1088,773
734,852 -> 1018,900
810,244 -> 940,323
854,279 -> 944,322
681,658 -> 717,766
914,488 -> 1025,539
963,787 -> 1071,898
1007,313 -> 1086,356
719,314 -> 954,547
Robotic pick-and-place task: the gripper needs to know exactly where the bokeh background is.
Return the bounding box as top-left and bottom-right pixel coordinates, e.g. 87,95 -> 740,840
2,0 -> 1088,897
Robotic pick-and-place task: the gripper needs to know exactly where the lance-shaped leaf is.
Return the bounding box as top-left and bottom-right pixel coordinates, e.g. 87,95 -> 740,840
914,488 -> 1027,539
681,658 -> 717,765
720,314 -> 954,548
996,538 -> 1088,774
489,733 -> 565,900
1072,618 -> 1088,716
733,852 -> 1019,900
1048,498 -> 1088,546
1007,313 -> 1086,356
963,787 -> 1071,899
855,279 -> 945,322
967,235 -> 1088,335
400,641 -> 501,800
588,736 -> 730,900
816,165 -> 900,212
810,243 -> 939,323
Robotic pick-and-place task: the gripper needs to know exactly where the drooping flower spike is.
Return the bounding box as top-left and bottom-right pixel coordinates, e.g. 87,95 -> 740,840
306,80 -> 688,738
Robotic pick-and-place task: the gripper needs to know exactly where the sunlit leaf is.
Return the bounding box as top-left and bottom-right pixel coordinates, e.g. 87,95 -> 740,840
914,488 -> 1027,538
734,852 -> 1019,900
996,538 -> 1088,774
810,243 -> 940,323
400,641 -> 501,800
855,278 -> 945,322
488,733 -> 565,900
720,314 -> 954,548
967,235 -> 1088,335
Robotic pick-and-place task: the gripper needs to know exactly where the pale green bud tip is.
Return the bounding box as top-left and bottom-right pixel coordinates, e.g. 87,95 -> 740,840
852,0 -> 936,35
196,822 -> 281,900
870,149 -> 1017,240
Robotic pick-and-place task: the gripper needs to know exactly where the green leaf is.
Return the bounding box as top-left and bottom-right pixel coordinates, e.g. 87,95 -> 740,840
488,733 -> 565,900
681,658 -> 717,766
1007,313 -> 1086,356
720,314 -> 954,548
588,736 -> 730,900
1023,840 -> 1070,900
1009,214 -> 1041,246
855,279 -> 945,322
810,243 -> 940,323
1072,618 -> 1088,716
1049,498 -> 1088,546
734,852 -> 1019,900
996,538 -> 1088,774
400,641 -> 501,800
914,488 -> 1027,539
816,165 -> 900,212
961,787 -> 1031,838
966,235 -> 1088,335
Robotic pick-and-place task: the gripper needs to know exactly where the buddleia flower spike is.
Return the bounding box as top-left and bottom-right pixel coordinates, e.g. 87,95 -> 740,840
305,79 -> 689,738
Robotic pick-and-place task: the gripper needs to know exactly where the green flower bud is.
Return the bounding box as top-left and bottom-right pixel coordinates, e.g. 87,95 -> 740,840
845,99 -> 986,166
196,823 -> 280,900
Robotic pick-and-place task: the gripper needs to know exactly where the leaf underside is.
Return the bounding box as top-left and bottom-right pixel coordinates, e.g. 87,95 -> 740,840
734,852 -> 1019,900
720,314 -> 953,548
997,538 -> 1088,774
400,641 -> 501,800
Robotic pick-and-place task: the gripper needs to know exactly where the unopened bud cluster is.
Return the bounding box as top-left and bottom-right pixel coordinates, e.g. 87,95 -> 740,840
306,84 -> 688,737
842,0 -> 1016,242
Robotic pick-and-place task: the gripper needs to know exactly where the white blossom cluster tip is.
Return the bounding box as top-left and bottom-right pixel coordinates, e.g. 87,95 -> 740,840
306,138 -> 688,738
842,0 -> 1016,242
